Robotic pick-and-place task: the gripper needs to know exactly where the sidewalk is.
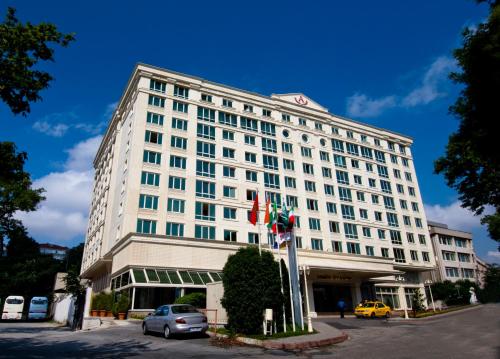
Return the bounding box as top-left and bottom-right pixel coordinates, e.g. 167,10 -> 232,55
210,322 -> 348,350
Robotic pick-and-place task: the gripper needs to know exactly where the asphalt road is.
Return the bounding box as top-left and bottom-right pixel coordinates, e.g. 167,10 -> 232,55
0,304 -> 498,358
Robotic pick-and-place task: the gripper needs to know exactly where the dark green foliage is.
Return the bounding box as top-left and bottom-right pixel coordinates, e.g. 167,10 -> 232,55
174,292 -> 206,308
480,264 -> 500,302
0,7 -> 75,116
434,0 -> 500,245
221,247 -> 285,335
411,288 -> 426,316
113,291 -> 130,315
6,226 -> 40,259
431,279 -> 479,305
64,243 -> 84,272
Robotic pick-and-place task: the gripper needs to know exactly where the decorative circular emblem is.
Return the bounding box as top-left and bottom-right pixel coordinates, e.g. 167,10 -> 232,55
320,138 -> 326,147
282,129 -> 290,138
302,134 -> 309,143
294,95 -> 308,106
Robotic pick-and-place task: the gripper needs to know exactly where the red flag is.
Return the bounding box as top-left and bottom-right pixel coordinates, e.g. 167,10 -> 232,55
249,193 -> 259,225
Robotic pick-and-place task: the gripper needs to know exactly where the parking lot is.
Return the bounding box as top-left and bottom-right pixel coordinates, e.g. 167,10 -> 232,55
0,304 -> 498,358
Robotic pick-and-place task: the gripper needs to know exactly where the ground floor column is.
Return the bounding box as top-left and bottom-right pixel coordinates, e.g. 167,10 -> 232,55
351,281 -> 362,306
83,285 -> 93,317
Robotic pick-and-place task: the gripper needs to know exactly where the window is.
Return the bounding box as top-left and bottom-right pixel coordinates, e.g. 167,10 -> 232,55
407,233 -> 415,243
422,252 -> 430,262
311,238 -> 323,251
262,138 -> 277,153
148,95 -> 165,108
167,198 -> 185,213
240,117 -> 258,132
197,123 -> 215,140
282,142 -> 293,153
173,101 -> 188,113
245,135 -> 255,146
380,180 -> 392,194
150,79 -> 166,93
400,199 -> 408,210
336,170 -> 349,185
303,163 -> 314,175
243,104 -> 253,112
223,147 -> 235,159
223,230 -> 237,242
248,233 -> 259,244
391,154 -> 398,164
172,117 -> 187,131
137,219 -> 156,234
329,221 -> 340,233
166,222 -> 184,237
381,248 -> 390,258
222,98 -> 233,107
386,212 -> 399,227
415,218 -> 423,228
222,130 -> 234,141
374,138 -> 381,146
408,187 -> 416,196
418,234 -> 426,245
306,199 -> 318,211
301,147 -> 312,158
334,155 -> 347,168
223,207 -> 237,220
314,122 -> 323,131
378,229 -> 386,240
143,150 -> 161,165
284,176 -> 296,188
393,248 -> 406,263
396,184 -> 405,194
322,167 -> 332,178
261,121 -> 276,136
246,190 -> 257,201
368,178 -> 377,188
141,171 -> 160,186
383,196 -> 395,210
282,113 -> 290,122
320,151 -> 330,161
332,126 -> 339,135
263,155 -> 279,170
286,195 -> 298,208
201,93 -> 212,102
374,150 -> 386,163
298,118 -> 307,126
324,184 -> 335,196
378,165 -> 389,178
362,227 -> 371,237
265,191 -> 281,206
223,186 -> 236,198
462,268 -> 474,278
344,223 -> 358,239
402,158 -> 409,167
304,180 -> 316,192
403,215 -> 412,226
173,85 -> 189,98
411,202 -> 419,212
219,111 -> 237,127
264,172 -> 280,189
168,176 -> 186,190
195,225 -> 215,240
346,143 -> 359,156
169,155 -> 186,169
196,160 -> 215,178
195,202 -> 215,221
455,238 -> 467,248
361,146 -> 373,159
309,218 -> 321,231
223,166 -> 236,178
351,159 -> 360,169
442,251 -> 456,261
196,180 -> 215,199
354,175 -> 362,185
339,187 -> 352,202
390,230 -> 402,245
410,250 -> 419,261
197,106 -> 215,122
283,159 -> 295,170
332,139 -> 344,153
139,194 -> 159,210
246,170 -> 257,182
445,267 -> 459,277
366,246 -> 375,256
357,191 -> 365,202
147,112 -> 164,126
393,169 -> 401,179
341,205 -> 355,220
347,242 -> 361,254
171,135 -> 187,149
332,241 -> 342,253
372,194 -> 380,204
245,152 -> 257,163
197,141 -> 215,158
360,209 -> 368,219
296,236 -> 302,248
326,202 -> 337,214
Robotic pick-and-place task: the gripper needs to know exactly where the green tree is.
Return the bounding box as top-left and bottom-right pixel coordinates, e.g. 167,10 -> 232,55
480,264 -> 500,302
0,142 -> 45,257
411,288 -> 426,316
0,7 -> 75,116
64,242 -> 84,271
434,0 -> 500,247
5,225 -> 40,259
174,292 -> 206,308
221,247 -> 285,334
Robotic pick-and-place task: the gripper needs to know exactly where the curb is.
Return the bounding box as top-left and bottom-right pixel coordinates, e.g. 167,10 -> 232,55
388,304 -> 483,322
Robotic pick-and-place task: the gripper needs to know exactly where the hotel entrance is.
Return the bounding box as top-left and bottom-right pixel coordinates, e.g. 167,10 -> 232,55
312,284 -> 353,313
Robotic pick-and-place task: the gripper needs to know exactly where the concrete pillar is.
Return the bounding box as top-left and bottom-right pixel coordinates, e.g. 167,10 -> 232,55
306,277 -> 316,317
83,285 -> 93,317
352,281 -> 362,306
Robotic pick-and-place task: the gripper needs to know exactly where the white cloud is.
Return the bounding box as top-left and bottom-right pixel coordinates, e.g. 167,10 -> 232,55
15,135 -> 102,243
424,201 -> 483,233
346,94 -> 397,118
103,101 -> 118,118
32,121 -> 70,137
346,56 -> 457,118
486,251 -> 500,264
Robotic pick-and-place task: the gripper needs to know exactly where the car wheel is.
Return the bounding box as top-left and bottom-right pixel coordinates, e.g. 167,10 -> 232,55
385,311 -> 391,318
370,312 -> 375,319
164,325 -> 171,339
142,323 -> 149,335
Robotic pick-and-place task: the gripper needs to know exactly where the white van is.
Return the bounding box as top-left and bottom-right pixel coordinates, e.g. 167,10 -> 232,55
2,296 -> 25,320
28,297 -> 49,320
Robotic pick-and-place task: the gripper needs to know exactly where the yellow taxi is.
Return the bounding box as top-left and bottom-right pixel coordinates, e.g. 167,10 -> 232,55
354,301 -> 391,318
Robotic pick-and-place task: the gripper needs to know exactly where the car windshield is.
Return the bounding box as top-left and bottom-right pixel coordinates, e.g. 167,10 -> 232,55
171,305 -> 198,314
32,300 -> 47,305
363,303 -> 375,307
6,298 -> 23,305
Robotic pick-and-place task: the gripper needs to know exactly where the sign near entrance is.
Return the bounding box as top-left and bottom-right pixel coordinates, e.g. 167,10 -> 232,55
317,274 -> 352,281
294,95 -> 308,106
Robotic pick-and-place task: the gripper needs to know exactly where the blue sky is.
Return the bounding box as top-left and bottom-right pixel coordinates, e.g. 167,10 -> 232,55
1,1 -> 498,263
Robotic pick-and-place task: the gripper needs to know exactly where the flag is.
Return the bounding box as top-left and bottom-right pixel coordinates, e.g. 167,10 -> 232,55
271,202 -> 278,234
264,197 -> 272,227
249,193 -> 259,225
287,206 -> 295,230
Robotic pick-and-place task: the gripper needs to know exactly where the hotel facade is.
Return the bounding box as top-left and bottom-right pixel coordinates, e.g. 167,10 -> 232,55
81,64 -> 436,315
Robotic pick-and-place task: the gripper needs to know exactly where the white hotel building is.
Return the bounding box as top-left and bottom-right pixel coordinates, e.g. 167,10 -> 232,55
81,64 -> 436,315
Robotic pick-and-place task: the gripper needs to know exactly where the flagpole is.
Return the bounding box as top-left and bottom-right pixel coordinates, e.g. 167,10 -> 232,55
285,240 -> 296,331
257,189 -> 262,256
276,232 -> 287,332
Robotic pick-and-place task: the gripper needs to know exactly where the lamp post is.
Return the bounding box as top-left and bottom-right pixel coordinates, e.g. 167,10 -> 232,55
424,280 -> 436,312
396,275 -> 409,319
301,266 -> 313,333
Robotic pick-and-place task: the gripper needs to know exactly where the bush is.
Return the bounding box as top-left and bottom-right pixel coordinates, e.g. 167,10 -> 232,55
431,279 -> 478,305
174,292 -> 206,308
221,247 -> 284,335
480,264 -> 500,303
115,292 -> 130,314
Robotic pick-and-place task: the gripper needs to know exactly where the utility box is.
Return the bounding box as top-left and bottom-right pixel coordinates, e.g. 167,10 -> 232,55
206,281 -> 227,325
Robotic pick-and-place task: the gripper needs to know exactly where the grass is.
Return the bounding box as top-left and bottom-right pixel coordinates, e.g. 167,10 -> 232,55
208,327 -> 316,340
401,304 -> 472,318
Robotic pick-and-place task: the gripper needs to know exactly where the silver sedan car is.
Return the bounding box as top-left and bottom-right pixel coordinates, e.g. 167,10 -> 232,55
142,304 -> 208,338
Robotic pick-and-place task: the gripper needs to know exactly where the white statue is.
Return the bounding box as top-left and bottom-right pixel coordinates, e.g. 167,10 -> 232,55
469,287 -> 478,304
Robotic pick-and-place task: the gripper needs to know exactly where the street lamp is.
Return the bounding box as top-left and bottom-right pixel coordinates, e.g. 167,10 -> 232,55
301,266 -> 313,333
424,280 -> 436,312
396,275 -> 409,319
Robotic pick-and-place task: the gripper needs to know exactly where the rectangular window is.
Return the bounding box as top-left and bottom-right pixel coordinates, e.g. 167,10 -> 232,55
197,106 -> 215,122
341,204 -> 355,220
380,180 -> 392,194
362,227 -> 371,237
168,176 -> 186,190
410,250 -> 419,261
407,233 -> 415,243
195,225 -> 215,240
169,155 -> 186,169
336,170 -> 349,184
347,242 -> 361,254
366,246 -> 375,256
222,130 -> 235,141
167,198 -> 185,213
332,241 -> 342,253
296,236 -> 302,248
377,165 -> 389,178
322,167 -> 332,178
148,95 -> 165,108
307,199 -> 319,211
360,208 -> 368,219
387,212 -> 399,227
243,104 -> 253,112
262,138 -> 277,153
201,93 -> 212,103
171,135 -> 187,150
246,170 -> 257,182
284,176 -> 296,188
334,154 -> 347,168
346,143 -> 359,156
283,159 -> 295,170
263,155 -> 279,170
264,172 -> 280,189
361,146 -> 373,159
381,248 -> 389,258
374,150 -> 386,163
315,122 -> 323,131
246,190 -> 257,201
304,180 -> 316,192
378,229 -> 386,240
298,118 -> 307,126
197,123 -> 215,140
245,135 -> 256,145
223,166 -> 236,178
224,230 -> 237,242
260,121 -> 276,136
196,180 -> 215,199
219,111 -> 238,127
344,223 -> 358,239
383,196 -> 395,210
150,79 -> 166,93
196,160 -> 215,178
303,163 -> 314,175
282,114 -> 290,122
139,194 -> 159,210
166,222 -> 184,237
320,151 -> 330,161
222,98 -> 233,108
143,150 -> 161,165
400,199 -> 408,210
408,187 -> 416,196
332,139 -> 344,153
422,252 -> 430,262
240,117 -> 258,132
141,171 -> 160,186
172,117 -> 187,131
195,202 -> 216,221
197,141 -> 215,158
329,221 -> 340,233
286,195 -> 298,208
245,152 -> 257,163
390,230 -> 402,245
326,202 -> 337,214
173,101 -> 188,113
301,147 -> 312,158
137,219 -> 157,234
372,194 -> 380,204
339,187 -> 352,202
308,218 -> 321,231
223,147 -> 235,159
311,238 -> 323,251
223,207 -> 237,220
418,234 -> 427,245
248,232 -> 259,244
324,184 -> 335,196
393,248 -> 406,263
354,175 -> 362,185
282,142 -> 293,153
173,85 -> 189,99
147,112 -> 164,126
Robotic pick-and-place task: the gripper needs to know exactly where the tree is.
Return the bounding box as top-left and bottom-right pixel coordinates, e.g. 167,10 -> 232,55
174,292 -> 207,308
0,7 -> 75,116
64,242 -> 84,271
221,247 -> 285,334
0,142 -> 45,257
6,225 -> 40,259
434,0 -> 500,247
480,264 -> 500,302
411,288 -> 426,316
